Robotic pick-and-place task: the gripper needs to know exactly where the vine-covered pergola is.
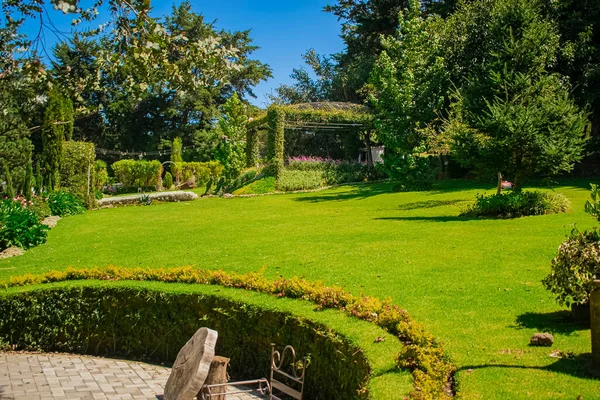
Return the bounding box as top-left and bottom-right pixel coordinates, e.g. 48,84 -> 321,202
246,102 -> 375,176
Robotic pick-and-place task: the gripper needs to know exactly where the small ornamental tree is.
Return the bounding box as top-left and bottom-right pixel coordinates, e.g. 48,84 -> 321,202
446,0 -> 589,191
171,137 -> 183,184
23,161 -> 33,200
215,93 -> 247,184
3,165 -> 15,199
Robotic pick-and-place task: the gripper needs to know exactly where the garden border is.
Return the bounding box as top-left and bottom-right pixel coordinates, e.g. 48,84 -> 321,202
2,266 -> 455,399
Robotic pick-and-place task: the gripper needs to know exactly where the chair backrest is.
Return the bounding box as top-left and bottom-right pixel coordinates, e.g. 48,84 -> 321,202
269,344 -> 307,400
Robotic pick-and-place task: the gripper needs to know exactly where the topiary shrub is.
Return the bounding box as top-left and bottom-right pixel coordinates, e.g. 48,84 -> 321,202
60,141 -> 96,208
543,228 -> 600,307
163,172 -> 174,190
94,160 -> 108,192
461,190 -> 570,218
48,191 -> 86,217
0,199 -> 48,250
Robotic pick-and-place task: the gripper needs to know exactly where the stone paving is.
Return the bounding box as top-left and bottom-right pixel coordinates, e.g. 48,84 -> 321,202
0,353 -> 265,400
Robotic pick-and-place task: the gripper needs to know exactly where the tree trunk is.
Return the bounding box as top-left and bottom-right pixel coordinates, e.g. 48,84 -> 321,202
199,356 -> 230,400
496,172 -> 503,195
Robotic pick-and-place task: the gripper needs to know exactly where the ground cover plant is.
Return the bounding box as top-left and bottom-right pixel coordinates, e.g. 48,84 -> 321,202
1,179 -> 599,399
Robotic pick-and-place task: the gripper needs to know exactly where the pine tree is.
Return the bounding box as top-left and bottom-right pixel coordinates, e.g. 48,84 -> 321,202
35,160 -> 43,194
42,88 -> 71,189
3,164 -> 15,199
24,160 -> 33,200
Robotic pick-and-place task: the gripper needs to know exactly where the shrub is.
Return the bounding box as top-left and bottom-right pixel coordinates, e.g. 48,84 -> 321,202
180,161 -> 223,187
28,195 -> 51,220
286,157 -> 382,186
94,160 -> 108,192
0,199 -> 48,250
543,228 -> 600,307
163,172 -> 174,190
48,191 -> 86,217
0,283 -> 370,400
461,190 -> 570,218
60,141 -> 96,208
384,154 -> 438,192
3,266 -> 456,399
276,170 -> 324,191
111,160 -> 163,190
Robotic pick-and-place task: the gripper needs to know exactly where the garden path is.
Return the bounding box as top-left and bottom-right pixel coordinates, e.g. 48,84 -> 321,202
0,353 -> 264,400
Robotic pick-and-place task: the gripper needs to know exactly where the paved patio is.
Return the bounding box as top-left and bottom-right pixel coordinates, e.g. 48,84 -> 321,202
0,353 -> 265,400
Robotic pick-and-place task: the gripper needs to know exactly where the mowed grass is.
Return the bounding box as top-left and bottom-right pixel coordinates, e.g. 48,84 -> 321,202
2,179 -> 600,399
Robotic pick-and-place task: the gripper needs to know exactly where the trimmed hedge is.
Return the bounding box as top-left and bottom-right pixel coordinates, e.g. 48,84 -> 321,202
3,267 -> 455,399
111,160 -> 163,190
60,141 -> 96,208
0,282 -> 372,399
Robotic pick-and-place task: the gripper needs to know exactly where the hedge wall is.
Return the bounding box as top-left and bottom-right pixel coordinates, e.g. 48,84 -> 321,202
0,281 -> 400,399
111,160 -> 163,190
180,161 -> 223,187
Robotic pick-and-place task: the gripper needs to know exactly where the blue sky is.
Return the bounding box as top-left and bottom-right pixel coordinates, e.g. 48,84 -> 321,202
19,0 -> 345,107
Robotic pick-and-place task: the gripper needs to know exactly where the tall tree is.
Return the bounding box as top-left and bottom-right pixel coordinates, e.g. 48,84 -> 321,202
445,0 -> 589,190
41,88 -> 71,188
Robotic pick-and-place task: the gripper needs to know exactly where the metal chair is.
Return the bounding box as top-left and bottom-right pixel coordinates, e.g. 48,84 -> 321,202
200,343 -> 307,400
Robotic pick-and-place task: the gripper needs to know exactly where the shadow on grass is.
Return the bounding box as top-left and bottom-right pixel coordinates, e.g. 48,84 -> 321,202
294,184 -> 391,203
396,199 -> 468,211
458,353 -> 599,380
375,215 -> 483,223
514,311 -> 590,335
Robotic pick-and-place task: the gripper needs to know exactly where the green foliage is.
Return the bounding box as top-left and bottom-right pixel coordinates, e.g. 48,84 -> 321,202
584,184 -> 600,222
286,159 -> 383,186
232,177 -> 277,195
35,160 -> 43,194
543,228 -> 600,307
93,160 -> 108,192
245,128 -> 259,167
60,141 -> 96,208
48,191 -> 86,217
276,170 -> 325,192
180,161 -> 223,187
111,160 -> 163,190
42,88 -> 73,188
3,265 -> 455,399
3,164 -> 15,199
385,154 -> 438,192
445,0 -> 589,190
0,199 -> 48,250
170,137 -> 183,183
369,0 -> 447,155
23,161 -> 33,201
266,107 -> 285,177
0,106 -> 33,196
28,195 -> 51,221
215,94 -> 247,183
162,172 -> 174,190
461,191 -> 571,218
137,195 -> 152,207
0,282 -> 370,400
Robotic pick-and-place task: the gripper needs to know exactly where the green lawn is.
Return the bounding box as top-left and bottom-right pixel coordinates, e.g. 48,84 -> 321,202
2,179 -> 599,399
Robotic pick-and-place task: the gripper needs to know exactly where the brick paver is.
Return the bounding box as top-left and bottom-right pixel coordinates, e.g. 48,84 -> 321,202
0,353 -> 265,400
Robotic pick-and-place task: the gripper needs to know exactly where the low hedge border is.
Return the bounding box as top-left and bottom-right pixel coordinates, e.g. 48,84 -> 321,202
2,267 -> 455,399
0,281 -> 401,399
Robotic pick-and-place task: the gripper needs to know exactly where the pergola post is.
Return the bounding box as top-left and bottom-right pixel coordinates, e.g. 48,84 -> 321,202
267,107 -> 285,177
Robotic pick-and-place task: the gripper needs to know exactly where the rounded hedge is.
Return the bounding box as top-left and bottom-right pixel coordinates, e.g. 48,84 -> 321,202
0,281 -> 410,399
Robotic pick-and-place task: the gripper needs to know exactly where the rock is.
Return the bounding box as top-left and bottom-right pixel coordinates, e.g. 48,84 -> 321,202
41,216 -> 61,229
164,327 -> 218,400
530,333 -> 554,347
222,193 -> 234,199
0,247 -> 24,259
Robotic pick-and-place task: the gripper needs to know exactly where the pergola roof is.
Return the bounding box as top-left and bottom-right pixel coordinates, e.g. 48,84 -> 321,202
248,102 -> 374,131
